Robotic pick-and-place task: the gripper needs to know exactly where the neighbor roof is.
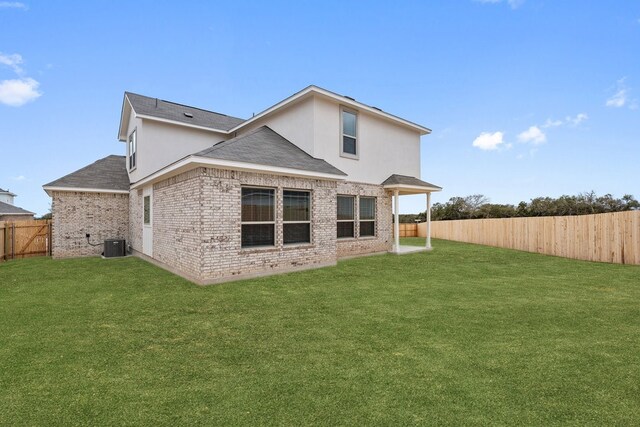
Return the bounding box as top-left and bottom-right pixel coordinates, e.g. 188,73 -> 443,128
194,126 -> 346,176
0,188 -> 16,196
382,174 -> 442,189
0,201 -> 34,215
125,92 -> 245,132
43,155 -> 130,192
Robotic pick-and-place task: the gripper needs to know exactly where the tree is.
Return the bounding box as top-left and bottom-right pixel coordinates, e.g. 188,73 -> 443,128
415,191 -> 638,220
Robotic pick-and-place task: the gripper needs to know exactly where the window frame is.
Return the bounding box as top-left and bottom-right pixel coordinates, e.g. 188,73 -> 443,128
340,107 -> 359,159
337,195 -> 356,239
283,189 -> 312,245
241,186 -> 276,248
128,128 -> 137,171
359,196 -> 376,237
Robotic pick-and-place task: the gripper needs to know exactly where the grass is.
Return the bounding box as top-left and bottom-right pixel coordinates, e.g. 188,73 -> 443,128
1,239 -> 639,425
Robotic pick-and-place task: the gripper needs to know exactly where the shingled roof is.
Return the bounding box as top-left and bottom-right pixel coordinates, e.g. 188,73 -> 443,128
382,174 -> 442,190
44,155 -> 130,192
194,126 -> 346,177
126,92 -> 245,132
0,201 -> 34,215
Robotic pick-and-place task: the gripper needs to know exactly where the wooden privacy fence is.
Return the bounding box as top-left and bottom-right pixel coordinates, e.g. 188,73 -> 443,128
417,211 -> 640,265
395,223 -> 418,237
1,219 -> 52,261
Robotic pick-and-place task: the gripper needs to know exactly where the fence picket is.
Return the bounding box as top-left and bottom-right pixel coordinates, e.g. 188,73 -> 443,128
416,212 -> 640,265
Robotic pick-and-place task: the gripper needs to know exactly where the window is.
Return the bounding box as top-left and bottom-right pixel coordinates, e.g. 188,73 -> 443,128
283,190 -> 311,244
359,197 -> 376,237
337,195 -> 355,238
129,129 -> 137,170
241,187 -> 275,247
143,195 -> 150,225
341,109 -> 357,156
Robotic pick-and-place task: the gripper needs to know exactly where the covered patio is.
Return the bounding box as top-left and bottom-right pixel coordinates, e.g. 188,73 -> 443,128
382,174 -> 442,254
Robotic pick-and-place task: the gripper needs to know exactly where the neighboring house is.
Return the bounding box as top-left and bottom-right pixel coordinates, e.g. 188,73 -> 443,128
43,86 -> 441,284
0,188 -> 35,221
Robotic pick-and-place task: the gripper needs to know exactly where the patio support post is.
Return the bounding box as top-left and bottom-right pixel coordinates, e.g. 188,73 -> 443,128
394,189 -> 400,253
426,191 -> 432,250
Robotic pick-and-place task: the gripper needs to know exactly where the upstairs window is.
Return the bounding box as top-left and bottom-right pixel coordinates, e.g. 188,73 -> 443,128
241,187 -> 275,247
341,109 -> 357,157
337,195 -> 355,238
129,129 -> 137,170
359,197 -> 376,237
283,190 -> 311,244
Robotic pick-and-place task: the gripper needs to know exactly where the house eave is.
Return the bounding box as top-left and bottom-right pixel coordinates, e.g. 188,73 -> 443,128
130,156 -> 347,190
43,186 -> 130,197
0,211 -> 34,216
227,85 -> 432,136
383,183 -> 443,195
118,94 -> 132,141
133,114 -> 231,135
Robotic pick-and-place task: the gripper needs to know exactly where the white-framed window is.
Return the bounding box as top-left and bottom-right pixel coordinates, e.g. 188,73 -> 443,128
283,190 -> 311,244
359,197 -> 376,237
337,195 -> 355,238
241,187 -> 275,248
128,129 -> 137,171
341,108 -> 358,158
143,195 -> 151,225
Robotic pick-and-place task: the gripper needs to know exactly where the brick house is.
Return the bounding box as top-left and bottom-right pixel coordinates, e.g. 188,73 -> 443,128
0,188 -> 35,221
43,86 -> 441,284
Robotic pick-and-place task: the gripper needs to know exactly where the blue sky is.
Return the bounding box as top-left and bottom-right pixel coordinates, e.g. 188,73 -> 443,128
1,0 -> 638,215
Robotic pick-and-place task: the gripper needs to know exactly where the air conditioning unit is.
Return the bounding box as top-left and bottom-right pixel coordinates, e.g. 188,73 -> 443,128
104,239 -> 126,258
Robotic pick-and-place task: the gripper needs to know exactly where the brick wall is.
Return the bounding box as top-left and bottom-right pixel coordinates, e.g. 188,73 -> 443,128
128,189 -> 143,252
51,191 -> 129,258
152,169 -> 203,278
148,167 -> 339,282
336,181 -> 393,258
200,168 -> 338,282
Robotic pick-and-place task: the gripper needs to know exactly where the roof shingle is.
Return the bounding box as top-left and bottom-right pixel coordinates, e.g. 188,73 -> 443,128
44,155 -> 130,191
382,174 -> 442,189
126,92 -> 245,132
0,201 -> 34,215
194,126 -> 346,177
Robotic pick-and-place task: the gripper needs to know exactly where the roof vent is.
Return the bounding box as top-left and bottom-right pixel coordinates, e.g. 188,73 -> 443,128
344,95 -> 355,101
371,106 -> 383,111
184,112 -> 194,118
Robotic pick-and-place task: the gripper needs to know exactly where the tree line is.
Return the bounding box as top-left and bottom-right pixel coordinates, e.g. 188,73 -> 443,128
399,192 -> 640,222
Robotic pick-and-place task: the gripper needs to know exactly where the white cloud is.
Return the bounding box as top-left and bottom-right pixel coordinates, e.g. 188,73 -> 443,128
0,52 -> 23,74
542,118 -> 563,128
518,126 -> 546,144
10,175 -> 26,181
0,2 -> 27,9
566,113 -> 588,126
474,0 -> 524,9
606,89 -> 627,108
542,113 -> 588,129
606,78 -> 632,108
0,78 -> 41,106
472,131 -> 505,150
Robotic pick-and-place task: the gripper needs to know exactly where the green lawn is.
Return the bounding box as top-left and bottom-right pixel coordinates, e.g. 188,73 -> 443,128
1,239 -> 639,425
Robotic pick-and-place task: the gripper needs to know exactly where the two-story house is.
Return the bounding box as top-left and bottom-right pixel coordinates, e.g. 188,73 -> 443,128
43,86 -> 441,284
